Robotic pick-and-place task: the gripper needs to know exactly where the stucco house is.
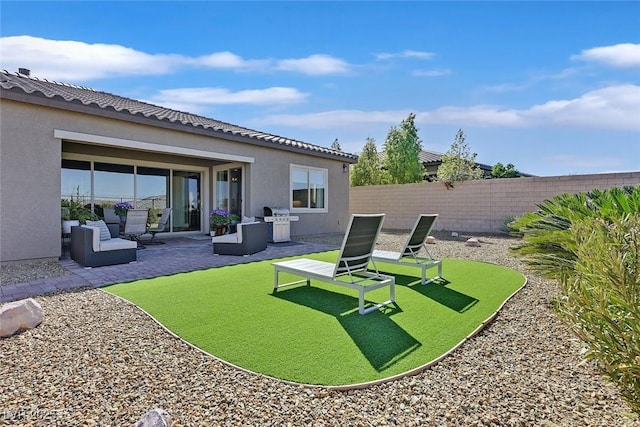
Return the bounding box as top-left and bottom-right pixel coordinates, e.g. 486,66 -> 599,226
0,70 -> 357,264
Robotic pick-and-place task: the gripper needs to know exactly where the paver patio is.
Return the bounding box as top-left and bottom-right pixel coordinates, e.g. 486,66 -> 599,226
0,236 -> 337,303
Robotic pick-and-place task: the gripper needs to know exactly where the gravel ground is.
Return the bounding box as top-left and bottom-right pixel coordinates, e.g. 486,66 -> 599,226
1,231 -> 638,426
1,260 -> 72,287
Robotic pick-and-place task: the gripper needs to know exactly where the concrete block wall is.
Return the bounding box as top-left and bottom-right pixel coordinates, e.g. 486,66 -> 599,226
349,172 -> 640,233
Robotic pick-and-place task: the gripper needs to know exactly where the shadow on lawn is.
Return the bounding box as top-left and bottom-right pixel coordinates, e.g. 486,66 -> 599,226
379,272 -> 479,313
271,286 -> 421,372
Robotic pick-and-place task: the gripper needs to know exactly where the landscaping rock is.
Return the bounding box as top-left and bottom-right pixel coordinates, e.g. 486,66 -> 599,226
426,236 -> 437,244
0,298 -> 44,337
465,238 -> 481,247
134,408 -> 172,427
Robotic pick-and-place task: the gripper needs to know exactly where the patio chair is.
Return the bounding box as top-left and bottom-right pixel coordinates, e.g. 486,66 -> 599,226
123,209 -> 149,248
102,207 -> 121,236
272,213 -> 395,315
371,214 -> 442,285
142,208 -> 172,244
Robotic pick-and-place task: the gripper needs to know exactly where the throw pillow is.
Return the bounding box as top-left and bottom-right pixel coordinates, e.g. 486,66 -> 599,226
86,220 -> 112,241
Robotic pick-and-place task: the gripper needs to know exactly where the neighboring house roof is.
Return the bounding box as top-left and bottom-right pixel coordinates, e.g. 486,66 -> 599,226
0,70 -> 356,162
380,150 -> 534,178
419,150 -> 493,173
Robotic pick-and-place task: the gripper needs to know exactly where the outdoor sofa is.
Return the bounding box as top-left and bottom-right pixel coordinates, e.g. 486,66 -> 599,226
70,222 -> 137,267
212,221 -> 268,256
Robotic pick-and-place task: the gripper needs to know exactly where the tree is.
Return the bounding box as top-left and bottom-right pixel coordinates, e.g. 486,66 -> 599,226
436,129 -> 483,185
491,162 -> 519,178
350,137 -> 387,186
383,113 -> 424,184
330,138 -> 341,151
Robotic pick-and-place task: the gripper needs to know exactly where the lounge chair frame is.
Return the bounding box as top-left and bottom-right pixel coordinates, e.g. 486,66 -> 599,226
371,214 -> 442,285
273,214 -> 395,315
123,209 -> 149,248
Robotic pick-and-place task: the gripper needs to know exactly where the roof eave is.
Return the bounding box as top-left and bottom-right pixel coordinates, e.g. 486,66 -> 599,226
1,87 -> 357,163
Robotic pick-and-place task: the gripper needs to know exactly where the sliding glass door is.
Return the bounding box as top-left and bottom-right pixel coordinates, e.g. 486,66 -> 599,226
172,171 -> 201,232
62,158 -> 204,233
136,167 -> 170,227
215,167 -> 242,218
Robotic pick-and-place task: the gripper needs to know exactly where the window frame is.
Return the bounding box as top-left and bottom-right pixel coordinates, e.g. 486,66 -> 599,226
289,164 -> 329,213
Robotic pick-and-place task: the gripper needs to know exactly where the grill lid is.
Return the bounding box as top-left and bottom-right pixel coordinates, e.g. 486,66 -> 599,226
264,206 -> 290,216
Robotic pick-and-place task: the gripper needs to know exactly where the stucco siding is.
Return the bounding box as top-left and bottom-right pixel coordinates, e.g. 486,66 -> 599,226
1,99 -> 350,262
1,100 -> 63,261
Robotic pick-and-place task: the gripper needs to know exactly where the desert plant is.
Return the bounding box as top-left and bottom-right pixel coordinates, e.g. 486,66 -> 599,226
509,186 -> 640,279
499,215 -> 519,234
555,214 -> 640,415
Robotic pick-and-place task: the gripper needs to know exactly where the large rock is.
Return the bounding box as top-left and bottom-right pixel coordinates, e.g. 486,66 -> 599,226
425,236 -> 437,244
465,238 -> 481,247
134,408 -> 172,427
0,298 -> 44,338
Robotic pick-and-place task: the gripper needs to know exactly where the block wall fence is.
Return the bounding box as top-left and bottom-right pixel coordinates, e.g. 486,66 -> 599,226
349,172 -> 640,234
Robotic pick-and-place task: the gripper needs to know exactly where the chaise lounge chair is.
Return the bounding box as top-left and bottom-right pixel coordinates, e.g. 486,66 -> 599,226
272,213 -> 395,315
371,214 -> 442,285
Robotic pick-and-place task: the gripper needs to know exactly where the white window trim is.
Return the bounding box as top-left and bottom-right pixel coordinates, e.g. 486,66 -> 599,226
289,164 -> 328,213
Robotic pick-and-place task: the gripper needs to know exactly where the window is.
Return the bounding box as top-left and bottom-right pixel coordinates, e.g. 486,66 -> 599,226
61,156 -> 204,233
290,165 -> 327,212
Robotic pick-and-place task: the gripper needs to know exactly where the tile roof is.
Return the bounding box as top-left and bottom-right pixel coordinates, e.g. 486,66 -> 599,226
418,150 -> 444,164
0,70 -> 356,161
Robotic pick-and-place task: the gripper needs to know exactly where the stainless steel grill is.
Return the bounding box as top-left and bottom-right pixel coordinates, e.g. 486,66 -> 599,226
263,206 -> 299,243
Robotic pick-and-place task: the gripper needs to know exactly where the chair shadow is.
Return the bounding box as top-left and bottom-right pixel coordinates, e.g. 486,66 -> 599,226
379,271 -> 479,313
271,286 -> 421,372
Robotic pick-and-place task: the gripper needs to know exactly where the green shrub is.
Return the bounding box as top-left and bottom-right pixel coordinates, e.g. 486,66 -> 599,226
499,215 -> 519,234
555,215 -> 640,415
510,186 -> 640,279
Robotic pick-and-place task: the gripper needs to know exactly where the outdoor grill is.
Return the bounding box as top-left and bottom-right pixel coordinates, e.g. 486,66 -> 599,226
263,206 -> 299,243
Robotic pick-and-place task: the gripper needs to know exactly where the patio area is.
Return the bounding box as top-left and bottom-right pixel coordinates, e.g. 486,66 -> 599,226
0,235 -> 337,303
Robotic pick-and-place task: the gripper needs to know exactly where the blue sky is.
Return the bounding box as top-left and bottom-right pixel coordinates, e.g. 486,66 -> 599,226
1,1 -> 639,177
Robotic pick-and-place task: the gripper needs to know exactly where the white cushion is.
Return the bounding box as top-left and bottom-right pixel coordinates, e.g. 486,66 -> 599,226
82,225 -> 102,252
81,226 -> 136,252
212,233 -> 240,244
86,219 -> 111,241
99,238 -> 137,251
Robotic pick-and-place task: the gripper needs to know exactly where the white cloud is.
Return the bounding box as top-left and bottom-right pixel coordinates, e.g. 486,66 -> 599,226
482,68 -> 578,93
195,51 -> 270,70
572,43 -> 640,68
412,69 -> 451,77
0,35 -> 184,81
0,36 -> 351,80
523,85 -> 640,129
148,87 -> 308,108
418,106 -> 525,126
376,50 -> 435,60
276,54 -> 351,75
259,85 -> 640,131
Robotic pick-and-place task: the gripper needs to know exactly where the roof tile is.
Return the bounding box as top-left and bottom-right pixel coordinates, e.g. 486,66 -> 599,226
0,70 -> 356,161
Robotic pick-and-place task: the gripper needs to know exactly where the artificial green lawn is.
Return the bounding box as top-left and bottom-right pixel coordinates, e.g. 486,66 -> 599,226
104,251 -> 525,386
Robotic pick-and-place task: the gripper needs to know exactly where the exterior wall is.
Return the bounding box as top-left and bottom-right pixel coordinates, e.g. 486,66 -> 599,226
1,101 -> 63,262
350,173 -> 640,233
0,99 -> 350,263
